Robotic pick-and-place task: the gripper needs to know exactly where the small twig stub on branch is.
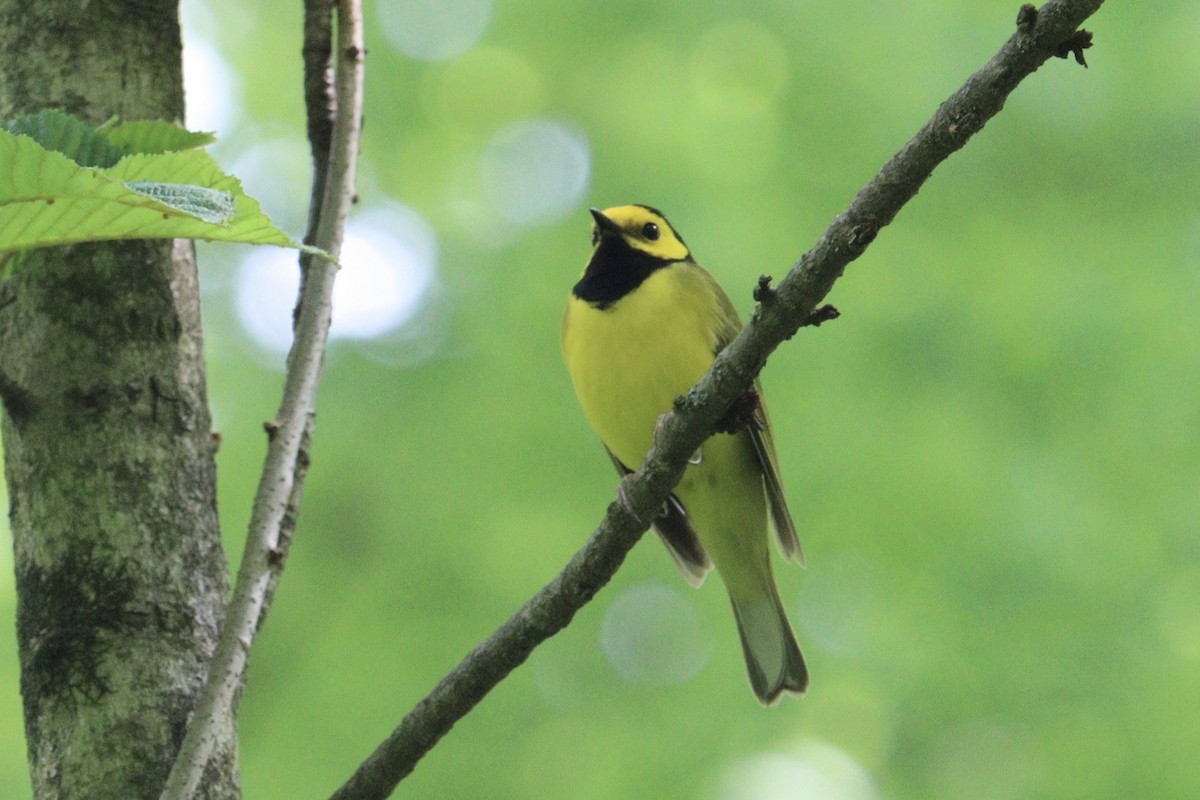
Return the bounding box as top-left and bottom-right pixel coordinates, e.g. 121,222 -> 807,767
1017,4 -> 1039,33
804,305 -> 841,328
753,275 -> 776,304
1055,29 -> 1094,67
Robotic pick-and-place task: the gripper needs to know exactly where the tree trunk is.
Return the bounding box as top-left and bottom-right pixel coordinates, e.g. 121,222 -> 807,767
0,3 -> 237,798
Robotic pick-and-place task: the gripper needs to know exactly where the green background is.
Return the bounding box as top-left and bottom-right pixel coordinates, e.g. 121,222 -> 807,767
3,1 -> 1199,798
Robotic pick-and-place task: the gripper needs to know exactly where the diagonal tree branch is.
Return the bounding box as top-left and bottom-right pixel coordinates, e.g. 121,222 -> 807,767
158,2 -> 364,798
327,2 -> 1104,798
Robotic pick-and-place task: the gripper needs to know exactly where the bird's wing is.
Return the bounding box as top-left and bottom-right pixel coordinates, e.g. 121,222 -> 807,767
606,447 -> 712,587
705,267 -> 804,565
747,394 -> 804,565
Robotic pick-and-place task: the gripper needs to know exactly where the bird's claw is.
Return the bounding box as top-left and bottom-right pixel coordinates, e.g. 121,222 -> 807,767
617,473 -> 657,527
655,411 -> 700,463
652,412 -> 672,446
716,388 -> 761,435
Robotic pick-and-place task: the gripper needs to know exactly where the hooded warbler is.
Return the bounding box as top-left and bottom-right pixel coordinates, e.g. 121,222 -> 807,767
561,204 -> 807,704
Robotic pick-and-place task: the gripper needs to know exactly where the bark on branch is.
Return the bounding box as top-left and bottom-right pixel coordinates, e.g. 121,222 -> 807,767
326,2 -> 1104,798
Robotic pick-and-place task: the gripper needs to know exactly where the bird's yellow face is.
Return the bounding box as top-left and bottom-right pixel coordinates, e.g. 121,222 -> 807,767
571,204 -> 693,309
591,205 -> 690,262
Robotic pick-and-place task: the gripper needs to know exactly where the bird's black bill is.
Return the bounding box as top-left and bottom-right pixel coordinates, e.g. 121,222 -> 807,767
590,208 -> 624,238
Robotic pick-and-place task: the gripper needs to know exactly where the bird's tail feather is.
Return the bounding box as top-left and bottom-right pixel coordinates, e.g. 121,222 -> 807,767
730,586 -> 808,705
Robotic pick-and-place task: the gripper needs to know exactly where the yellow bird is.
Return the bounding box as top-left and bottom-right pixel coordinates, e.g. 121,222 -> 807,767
561,204 -> 807,704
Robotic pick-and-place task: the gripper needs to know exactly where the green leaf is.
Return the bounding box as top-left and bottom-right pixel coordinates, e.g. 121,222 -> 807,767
0,128 -> 320,254
3,109 -> 127,168
105,120 -> 217,154
104,150 -> 300,247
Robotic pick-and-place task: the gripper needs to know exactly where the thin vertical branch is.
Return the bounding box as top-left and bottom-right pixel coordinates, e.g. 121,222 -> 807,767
302,0 -> 335,233
257,0 -> 341,628
158,2 -> 364,798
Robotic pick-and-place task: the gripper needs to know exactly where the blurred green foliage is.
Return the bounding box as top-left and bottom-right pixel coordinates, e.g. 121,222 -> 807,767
3,1 -> 1200,798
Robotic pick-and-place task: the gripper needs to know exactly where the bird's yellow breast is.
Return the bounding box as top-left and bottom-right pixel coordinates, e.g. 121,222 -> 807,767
562,263 -> 723,470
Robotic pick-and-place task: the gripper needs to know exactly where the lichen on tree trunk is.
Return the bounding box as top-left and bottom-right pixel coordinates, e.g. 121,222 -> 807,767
0,2 -> 238,798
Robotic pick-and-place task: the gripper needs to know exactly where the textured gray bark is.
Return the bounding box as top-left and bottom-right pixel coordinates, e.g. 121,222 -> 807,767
0,2 -> 238,799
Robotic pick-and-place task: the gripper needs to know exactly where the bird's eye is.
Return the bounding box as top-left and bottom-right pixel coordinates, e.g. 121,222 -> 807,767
642,222 -> 660,241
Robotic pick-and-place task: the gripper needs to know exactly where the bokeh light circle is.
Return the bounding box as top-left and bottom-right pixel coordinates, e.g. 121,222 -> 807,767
379,0 -> 493,62
715,742 -> 878,800
182,38 -> 241,134
481,118 -> 590,226
234,204 -> 437,353
599,581 -> 712,685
